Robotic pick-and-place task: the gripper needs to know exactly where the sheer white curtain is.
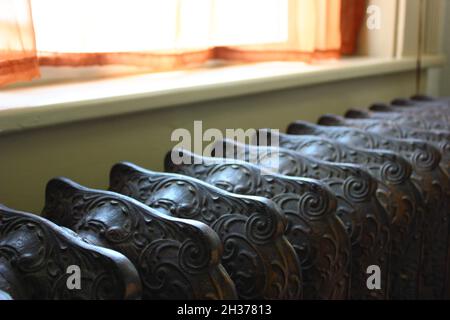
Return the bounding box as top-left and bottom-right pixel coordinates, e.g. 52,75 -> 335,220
30,0 -> 289,69
32,0 -> 288,53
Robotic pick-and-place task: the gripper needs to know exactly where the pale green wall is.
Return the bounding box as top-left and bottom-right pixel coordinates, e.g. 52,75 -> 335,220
0,70 -> 421,213
440,1 -> 450,96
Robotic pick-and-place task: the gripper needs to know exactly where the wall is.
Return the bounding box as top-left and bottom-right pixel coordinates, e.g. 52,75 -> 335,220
0,70 -> 424,213
440,0 -> 450,96
426,0 -> 449,96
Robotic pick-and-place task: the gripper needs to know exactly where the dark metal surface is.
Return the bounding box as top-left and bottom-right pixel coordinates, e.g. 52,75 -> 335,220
256,130 -> 425,300
287,121 -> 450,299
41,178 -> 237,300
109,162 -> 303,300
0,204 -> 142,300
317,114 -> 450,177
206,139 -> 392,299
165,150 -> 352,300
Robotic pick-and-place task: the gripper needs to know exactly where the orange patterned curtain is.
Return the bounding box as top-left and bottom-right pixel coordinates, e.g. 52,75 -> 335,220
0,0 -> 366,87
0,0 -> 40,87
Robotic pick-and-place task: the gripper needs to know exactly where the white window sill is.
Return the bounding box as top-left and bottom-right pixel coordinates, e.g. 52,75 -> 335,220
0,55 -> 445,135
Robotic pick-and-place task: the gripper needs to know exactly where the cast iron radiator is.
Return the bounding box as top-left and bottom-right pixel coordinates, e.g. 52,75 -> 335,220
1,95 -> 449,300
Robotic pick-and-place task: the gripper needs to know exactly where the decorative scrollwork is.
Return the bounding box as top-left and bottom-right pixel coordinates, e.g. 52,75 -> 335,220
0,204 -> 142,300
379,159 -> 410,185
109,162 -> 302,300
352,108 -> 450,131
165,149 -> 353,300
298,191 -> 332,220
41,178 -> 237,300
342,176 -> 372,203
409,144 -> 441,172
317,114 -> 450,176
257,129 -> 426,300
290,119 -> 450,299
244,211 -> 278,245
179,238 -> 213,275
315,115 -> 443,173
207,140 -> 390,300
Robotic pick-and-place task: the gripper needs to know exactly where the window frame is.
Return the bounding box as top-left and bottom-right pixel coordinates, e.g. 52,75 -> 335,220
0,0 -> 446,134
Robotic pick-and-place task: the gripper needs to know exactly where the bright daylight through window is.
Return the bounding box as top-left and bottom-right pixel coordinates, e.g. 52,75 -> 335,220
31,0 -> 289,53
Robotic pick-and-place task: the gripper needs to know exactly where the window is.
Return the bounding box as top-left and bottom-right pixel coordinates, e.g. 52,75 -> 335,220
1,0 -> 366,87
32,0 -> 289,53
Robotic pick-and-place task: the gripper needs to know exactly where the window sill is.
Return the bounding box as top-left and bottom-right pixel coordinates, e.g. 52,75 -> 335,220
0,55 -> 445,135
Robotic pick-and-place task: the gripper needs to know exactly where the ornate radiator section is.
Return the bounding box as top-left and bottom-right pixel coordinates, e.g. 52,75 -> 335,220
1,95 -> 449,300
0,204 -> 142,300
109,163 -> 303,300
41,178 -> 237,300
